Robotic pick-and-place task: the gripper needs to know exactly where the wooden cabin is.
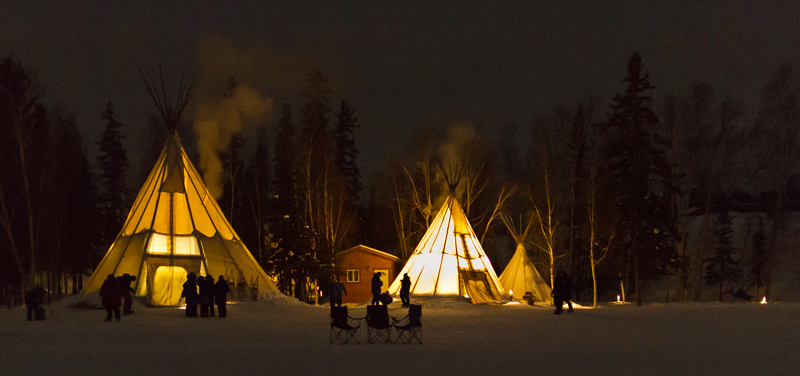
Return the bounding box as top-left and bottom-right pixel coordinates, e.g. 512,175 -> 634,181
338,245 -> 402,304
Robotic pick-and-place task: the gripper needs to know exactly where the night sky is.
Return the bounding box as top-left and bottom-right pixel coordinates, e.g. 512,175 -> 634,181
3,2 -> 799,175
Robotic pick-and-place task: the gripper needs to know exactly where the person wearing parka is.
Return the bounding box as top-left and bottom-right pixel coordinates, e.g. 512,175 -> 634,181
100,274 -> 123,322
181,272 -> 199,317
214,276 -> 230,318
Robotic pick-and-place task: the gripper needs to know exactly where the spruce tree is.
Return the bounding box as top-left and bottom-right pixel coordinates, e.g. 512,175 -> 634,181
704,209 -> 741,301
267,103 -> 314,296
0,57 -> 49,292
242,129 -> 271,265
334,101 -> 362,206
597,53 -> 676,306
51,109 -> 99,293
745,230 -> 768,299
96,100 -> 131,246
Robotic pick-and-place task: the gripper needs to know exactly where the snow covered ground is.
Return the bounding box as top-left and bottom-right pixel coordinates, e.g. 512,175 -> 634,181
2,294 -> 799,376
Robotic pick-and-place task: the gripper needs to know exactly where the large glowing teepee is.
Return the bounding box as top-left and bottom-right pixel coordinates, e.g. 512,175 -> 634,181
498,215 -> 552,304
83,71 -> 280,305
388,168 -> 505,304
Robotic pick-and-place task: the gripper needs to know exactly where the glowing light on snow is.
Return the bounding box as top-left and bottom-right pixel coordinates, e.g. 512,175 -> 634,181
761,296 -> 767,305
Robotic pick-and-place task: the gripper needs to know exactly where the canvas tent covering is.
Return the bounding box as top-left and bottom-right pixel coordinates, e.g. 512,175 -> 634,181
388,194 -> 506,304
498,243 -> 553,304
83,133 -> 280,305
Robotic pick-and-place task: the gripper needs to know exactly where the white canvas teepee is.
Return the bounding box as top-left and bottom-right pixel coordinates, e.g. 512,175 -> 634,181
83,132 -> 281,305
388,182 -> 506,304
498,216 -> 553,304
83,72 -> 280,306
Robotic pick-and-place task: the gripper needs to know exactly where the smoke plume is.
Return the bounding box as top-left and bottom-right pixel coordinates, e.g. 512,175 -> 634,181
193,85 -> 272,199
193,36 -> 273,199
434,123 -> 477,204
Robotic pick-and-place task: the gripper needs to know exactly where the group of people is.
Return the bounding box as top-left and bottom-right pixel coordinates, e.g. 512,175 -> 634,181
181,273 -> 229,318
327,276 -> 347,308
99,273 -> 137,322
32,269 -> 574,323
326,272 -> 411,307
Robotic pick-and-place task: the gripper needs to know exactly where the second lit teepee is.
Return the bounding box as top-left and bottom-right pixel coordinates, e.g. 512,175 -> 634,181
498,215 -> 553,304
388,166 -> 505,304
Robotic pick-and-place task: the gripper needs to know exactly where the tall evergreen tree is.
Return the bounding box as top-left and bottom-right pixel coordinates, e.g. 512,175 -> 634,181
96,100 -> 131,246
0,57 -> 50,295
704,210 -> 741,301
597,53 -> 676,306
751,64 -> 800,298
298,70 -> 332,263
51,108 -> 99,294
334,101 -> 362,204
267,103 -> 314,297
242,127 -> 271,265
745,230 -> 768,299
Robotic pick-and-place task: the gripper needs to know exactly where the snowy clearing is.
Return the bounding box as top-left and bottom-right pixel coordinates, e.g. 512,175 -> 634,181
2,295 -> 799,376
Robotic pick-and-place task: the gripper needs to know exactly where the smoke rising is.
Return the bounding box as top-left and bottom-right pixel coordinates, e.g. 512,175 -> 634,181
438,123 -> 477,169
434,123 -> 477,205
193,36 -> 273,199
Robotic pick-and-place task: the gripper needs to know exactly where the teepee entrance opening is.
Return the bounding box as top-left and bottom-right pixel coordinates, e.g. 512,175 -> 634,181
152,266 -> 188,306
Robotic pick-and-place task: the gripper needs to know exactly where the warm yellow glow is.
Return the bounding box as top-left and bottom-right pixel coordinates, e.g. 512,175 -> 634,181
82,133 -> 282,306
173,236 -> 200,255
497,244 -> 552,304
761,296 -> 767,305
388,195 -> 505,302
152,266 -> 188,306
147,234 -> 170,254
147,234 -> 200,255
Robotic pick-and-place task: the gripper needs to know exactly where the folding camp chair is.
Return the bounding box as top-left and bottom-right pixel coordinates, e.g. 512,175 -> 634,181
366,305 -> 392,344
392,304 -> 422,344
330,306 -> 363,344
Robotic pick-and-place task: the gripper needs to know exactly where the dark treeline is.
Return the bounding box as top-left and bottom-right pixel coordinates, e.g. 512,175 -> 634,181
1,53 -> 798,306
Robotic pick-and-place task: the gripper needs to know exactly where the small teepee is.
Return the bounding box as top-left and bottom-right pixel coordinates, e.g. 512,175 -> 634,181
388,166 -> 505,304
498,215 -> 552,304
83,70 -> 281,305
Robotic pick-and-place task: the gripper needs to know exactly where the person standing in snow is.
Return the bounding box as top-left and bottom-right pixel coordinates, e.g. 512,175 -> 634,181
371,272 -> 383,305
399,273 -> 411,308
198,275 -> 210,317
25,286 -> 46,321
552,271 -> 574,314
116,273 -> 136,315
327,278 -> 339,309
214,276 -> 230,318
181,273 -> 198,317
100,274 -> 123,322
205,275 -> 216,317
336,276 -> 346,307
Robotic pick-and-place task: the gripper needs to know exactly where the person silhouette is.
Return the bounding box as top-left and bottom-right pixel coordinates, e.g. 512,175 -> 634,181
181,273 -> 198,317
100,275 -> 123,322
399,273 -> 411,307
371,272 -> 383,305
214,276 -> 230,318
552,271 -> 574,314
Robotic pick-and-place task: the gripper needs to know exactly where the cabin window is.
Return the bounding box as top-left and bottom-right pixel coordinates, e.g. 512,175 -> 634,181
347,269 -> 360,283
